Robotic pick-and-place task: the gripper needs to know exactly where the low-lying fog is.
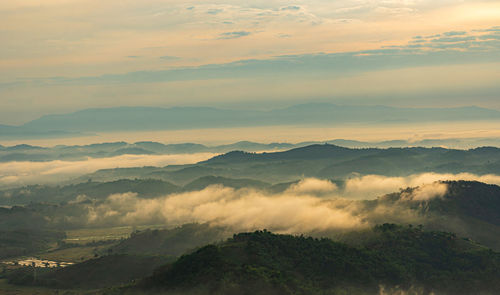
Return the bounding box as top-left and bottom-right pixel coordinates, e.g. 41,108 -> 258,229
78,175 -> 494,233
0,153 -> 218,187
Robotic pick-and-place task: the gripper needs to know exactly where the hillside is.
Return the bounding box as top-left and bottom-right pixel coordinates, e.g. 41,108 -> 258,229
111,223 -> 230,257
80,144 -> 500,184
7,254 -> 171,290
374,181 -> 500,250
0,179 -> 181,205
380,181 -> 500,226
2,139 -> 500,163
135,226 -> 500,295
0,229 -> 65,259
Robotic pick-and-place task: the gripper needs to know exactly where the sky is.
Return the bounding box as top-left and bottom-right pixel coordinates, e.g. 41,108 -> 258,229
1,0 -> 500,125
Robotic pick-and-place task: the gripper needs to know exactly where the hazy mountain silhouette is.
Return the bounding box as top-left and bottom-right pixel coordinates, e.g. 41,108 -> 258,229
2,104 -> 500,138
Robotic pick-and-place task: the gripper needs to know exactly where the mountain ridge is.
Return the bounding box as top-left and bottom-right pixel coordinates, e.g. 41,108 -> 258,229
2,103 -> 500,138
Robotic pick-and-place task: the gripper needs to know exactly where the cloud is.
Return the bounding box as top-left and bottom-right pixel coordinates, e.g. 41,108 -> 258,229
207,8 -> 224,15
431,36 -> 476,43
384,27 -> 500,52
344,175 -> 408,199
479,34 -> 500,40
443,31 -> 467,36
218,31 -> 251,39
77,172 -> 500,232
400,182 -> 448,201
86,186 -> 365,233
343,173 -> 500,199
0,153 -> 218,187
281,6 -> 301,11
1,1 -> 500,125
286,178 -> 338,195
8,26 -> 497,88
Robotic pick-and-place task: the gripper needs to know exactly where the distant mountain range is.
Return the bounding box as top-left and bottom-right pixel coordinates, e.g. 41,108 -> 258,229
3,138 -> 500,162
2,103 -> 500,138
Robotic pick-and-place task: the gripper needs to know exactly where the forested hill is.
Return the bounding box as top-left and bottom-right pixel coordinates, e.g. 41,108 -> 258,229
380,180 -> 500,226
204,144 -> 500,164
79,144 -> 500,184
134,226 -> 500,295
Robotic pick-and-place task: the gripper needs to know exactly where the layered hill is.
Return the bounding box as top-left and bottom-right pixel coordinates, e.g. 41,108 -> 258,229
2,139 -> 500,163
80,144 -> 500,184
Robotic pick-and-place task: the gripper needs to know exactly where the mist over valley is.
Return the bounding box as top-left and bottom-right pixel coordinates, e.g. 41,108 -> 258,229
2,0 -> 500,293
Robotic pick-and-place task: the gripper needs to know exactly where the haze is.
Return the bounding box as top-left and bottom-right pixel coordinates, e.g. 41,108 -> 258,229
1,0 -> 499,126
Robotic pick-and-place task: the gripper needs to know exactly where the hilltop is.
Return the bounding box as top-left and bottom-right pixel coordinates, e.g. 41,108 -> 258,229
132,226 -> 500,295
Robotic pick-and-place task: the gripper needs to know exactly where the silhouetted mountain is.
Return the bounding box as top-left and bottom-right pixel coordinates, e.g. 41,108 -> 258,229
3,104 -> 500,138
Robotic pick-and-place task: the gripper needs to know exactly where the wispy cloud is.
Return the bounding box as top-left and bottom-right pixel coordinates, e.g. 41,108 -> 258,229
4,27 -> 497,89
207,8 -> 223,15
281,6 -> 301,11
218,31 -> 251,39
443,31 -> 467,36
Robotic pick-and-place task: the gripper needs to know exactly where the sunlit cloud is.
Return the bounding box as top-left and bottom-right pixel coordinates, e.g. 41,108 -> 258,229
81,172 -> 500,231
0,1 -> 499,124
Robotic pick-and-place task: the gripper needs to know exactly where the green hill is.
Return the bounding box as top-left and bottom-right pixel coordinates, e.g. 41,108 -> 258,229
375,181 -> 500,250
135,226 -> 500,295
